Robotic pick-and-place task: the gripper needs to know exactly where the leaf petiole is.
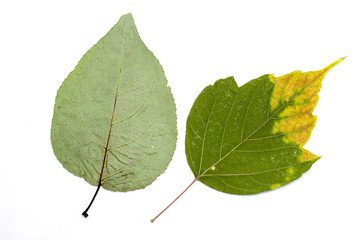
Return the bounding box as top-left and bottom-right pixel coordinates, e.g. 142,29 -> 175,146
82,182 -> 102,218
151,177 -> 198,223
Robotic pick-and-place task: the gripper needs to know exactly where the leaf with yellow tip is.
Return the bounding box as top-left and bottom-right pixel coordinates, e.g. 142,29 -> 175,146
184,58 -> 344,195
151,58 -> 344,222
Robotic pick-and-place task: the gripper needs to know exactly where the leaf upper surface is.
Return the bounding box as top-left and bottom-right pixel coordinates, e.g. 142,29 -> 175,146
186,59 -> 343,194
51,14 -> 177,192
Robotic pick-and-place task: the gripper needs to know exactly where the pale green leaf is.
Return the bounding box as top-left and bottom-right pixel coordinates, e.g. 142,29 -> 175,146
51,13 -> 177,197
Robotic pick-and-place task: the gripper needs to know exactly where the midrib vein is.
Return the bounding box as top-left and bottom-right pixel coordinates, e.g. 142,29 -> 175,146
98,39 -> 125,185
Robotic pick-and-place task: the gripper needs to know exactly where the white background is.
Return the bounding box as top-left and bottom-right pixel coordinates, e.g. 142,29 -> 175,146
1,0 -> 359,239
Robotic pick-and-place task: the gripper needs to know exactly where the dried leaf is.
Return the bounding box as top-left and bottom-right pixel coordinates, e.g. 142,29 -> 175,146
51,13 -> 177,217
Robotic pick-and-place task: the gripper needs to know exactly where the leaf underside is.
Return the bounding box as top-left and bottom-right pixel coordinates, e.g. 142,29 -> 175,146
51,13 -> 177,192
186,58 -> 343,195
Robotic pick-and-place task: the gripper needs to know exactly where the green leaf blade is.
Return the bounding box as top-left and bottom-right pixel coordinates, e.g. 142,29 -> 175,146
186,59 -> 343,195
51,13 -> 177,192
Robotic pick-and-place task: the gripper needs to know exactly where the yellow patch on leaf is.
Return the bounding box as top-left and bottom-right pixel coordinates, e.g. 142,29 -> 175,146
273,114 -> 316,145
269,183 -> 282,190
270,57 -> 345,112
286,166 -> 295,175
285,167 -> 295,182
270,57 -> 345,146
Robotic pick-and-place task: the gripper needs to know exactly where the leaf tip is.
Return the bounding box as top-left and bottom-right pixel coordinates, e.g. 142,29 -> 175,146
119,12 -> 135,24
323,56 -> 346,72
126,12 -> 134,18
339,56 -> 347,61
334,56 -> 347,65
